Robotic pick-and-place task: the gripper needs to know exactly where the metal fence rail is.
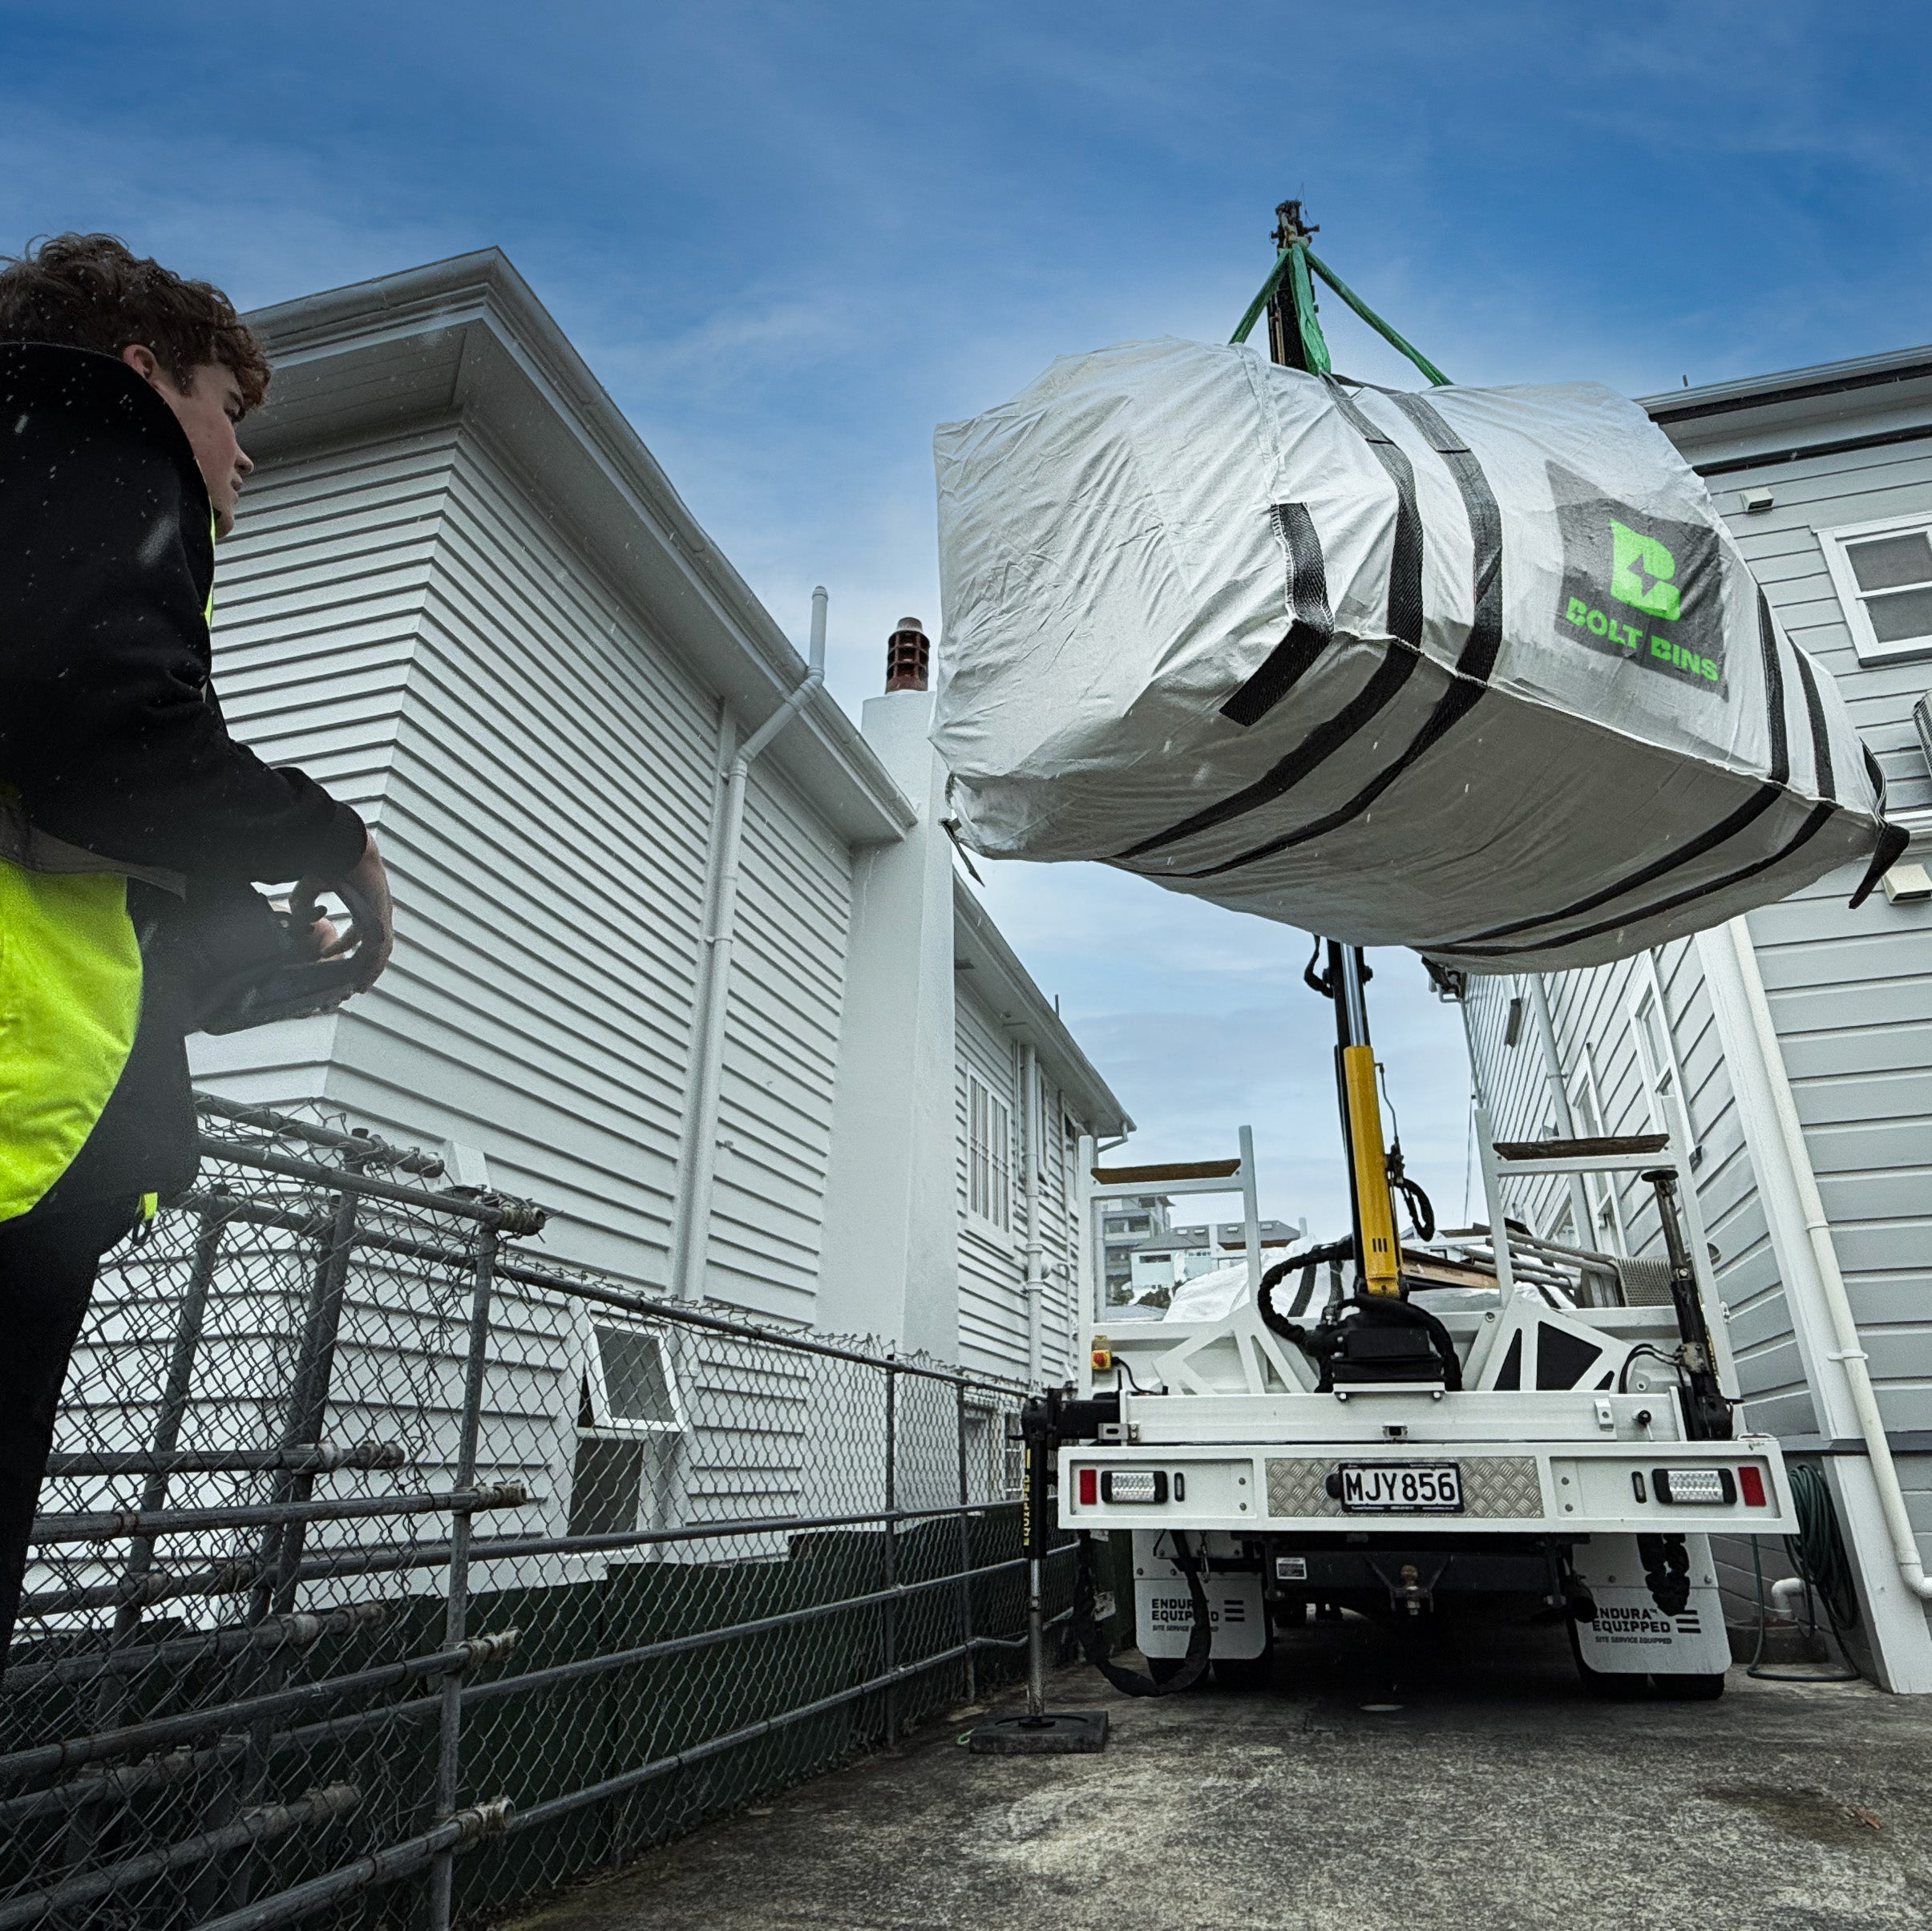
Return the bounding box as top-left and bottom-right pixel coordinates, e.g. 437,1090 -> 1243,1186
2,1098 -> 1066,1929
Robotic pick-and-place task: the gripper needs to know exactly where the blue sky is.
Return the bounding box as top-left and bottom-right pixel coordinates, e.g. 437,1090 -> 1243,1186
6,0 -> 1927,1233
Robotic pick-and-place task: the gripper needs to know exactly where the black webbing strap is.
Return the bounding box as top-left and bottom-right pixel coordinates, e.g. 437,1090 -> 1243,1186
1117,388 -> 1426,863
1072,1530 -> 1213,1697
1173,390 -> 1505,881
1791,645 -> 1835,802
1850,743 -> 1910,907
1445,590 -> 1799,957
1220,504 -> 1335,728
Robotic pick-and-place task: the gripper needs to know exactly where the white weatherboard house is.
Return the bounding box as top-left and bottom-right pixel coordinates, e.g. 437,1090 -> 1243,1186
1460,345 -> 1932,1690
189,250 -> 1128,1390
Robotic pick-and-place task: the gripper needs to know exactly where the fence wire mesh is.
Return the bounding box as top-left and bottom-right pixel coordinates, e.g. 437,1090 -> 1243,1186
2,1098 -> 1069,1930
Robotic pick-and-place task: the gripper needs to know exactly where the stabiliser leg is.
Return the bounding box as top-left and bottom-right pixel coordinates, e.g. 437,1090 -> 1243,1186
968,1394 -> 1111,1753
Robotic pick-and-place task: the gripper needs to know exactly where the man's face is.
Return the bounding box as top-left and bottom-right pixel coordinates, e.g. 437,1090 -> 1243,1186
119,345 -> 254,536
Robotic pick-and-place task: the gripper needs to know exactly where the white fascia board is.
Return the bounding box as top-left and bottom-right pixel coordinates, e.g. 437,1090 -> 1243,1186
241,251 -> 914,848
951,875 -> 1131,1137
1639,341 -> 1932,470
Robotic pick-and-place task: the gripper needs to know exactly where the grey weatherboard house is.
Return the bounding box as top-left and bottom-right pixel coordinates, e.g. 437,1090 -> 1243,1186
188,249 -> 1127,1389
1460,343 -> 1932,1689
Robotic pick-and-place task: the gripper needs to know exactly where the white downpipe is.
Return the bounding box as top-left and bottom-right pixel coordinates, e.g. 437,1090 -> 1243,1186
673,589 -> 827,1302
1019,1044 -> 1044,1384
1457,993 -> 1514,1295
1526,975 -> 1593,1244
1727,917 -> 1932,1601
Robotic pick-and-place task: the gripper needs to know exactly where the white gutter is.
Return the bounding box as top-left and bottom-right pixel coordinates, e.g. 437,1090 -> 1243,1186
1020,1044 -> 1045,1384
1724,917 -> 1932,1601
1526,975 -> 1594,1244
673,588 -> 827,1302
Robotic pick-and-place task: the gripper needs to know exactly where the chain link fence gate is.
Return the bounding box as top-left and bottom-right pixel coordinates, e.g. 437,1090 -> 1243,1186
0,1097 -> 1081,1929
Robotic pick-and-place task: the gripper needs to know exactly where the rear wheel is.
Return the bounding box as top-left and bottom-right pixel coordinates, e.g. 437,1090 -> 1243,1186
1569,1620 -> 1647,1700
1651,1670 -> 1727,1701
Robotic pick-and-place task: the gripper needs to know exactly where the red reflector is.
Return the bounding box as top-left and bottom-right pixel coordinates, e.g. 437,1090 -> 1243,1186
1738,1465 -> 1766,1507
1077,1468 -> 1097,1507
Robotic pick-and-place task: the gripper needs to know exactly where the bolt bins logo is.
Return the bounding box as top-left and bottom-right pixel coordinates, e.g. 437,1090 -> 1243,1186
1548,463 -> 1725,694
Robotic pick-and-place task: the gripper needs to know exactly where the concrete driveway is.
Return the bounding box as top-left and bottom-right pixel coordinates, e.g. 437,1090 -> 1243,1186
505,1620 -> 1928,1931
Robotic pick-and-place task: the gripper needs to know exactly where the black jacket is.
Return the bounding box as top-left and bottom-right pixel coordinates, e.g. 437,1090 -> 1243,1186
0,342 -> 367,1208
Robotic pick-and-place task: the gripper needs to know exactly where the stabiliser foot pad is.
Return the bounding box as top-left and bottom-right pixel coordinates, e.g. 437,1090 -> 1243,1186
968,1711 -> 1109,1755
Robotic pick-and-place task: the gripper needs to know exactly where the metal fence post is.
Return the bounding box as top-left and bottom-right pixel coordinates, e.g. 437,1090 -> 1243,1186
955,1380 -> 976,1706
254,1186 -> 361,1623
214,1183 -> 360,1912
428,1214 -> 500,1931
114,1194 -> 229,1642
880,1363 -> 898,1746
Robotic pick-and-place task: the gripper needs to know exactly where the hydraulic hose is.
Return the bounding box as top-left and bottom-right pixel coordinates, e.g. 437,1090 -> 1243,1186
1071,1532 -> 1211,1697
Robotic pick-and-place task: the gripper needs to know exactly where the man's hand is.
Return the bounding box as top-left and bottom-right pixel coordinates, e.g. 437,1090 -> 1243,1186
290,834 -> 394,992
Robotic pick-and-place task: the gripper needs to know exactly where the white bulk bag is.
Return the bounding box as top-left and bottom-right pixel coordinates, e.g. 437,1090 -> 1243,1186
931,338 -> 1902,972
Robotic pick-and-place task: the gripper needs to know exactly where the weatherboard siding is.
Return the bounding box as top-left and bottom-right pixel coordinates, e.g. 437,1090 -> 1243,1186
196,420 -> 863,1307
701,760 -> 853,1325
955,984 -> 1025,1379
305,426 -> 721,1275
1709,439 -> 1932,814
1740,865 -> 1932,1429
1465,938 -> 1819,1436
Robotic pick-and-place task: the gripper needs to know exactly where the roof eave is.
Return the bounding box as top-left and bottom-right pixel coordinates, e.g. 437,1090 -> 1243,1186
241,251 -> 914,846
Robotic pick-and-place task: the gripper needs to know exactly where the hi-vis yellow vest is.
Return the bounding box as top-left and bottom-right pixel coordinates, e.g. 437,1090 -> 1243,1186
0,537 -> 212,1223
0,855 -> 143,1222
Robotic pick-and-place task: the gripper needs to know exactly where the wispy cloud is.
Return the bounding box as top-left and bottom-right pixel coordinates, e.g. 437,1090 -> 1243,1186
5,0 -> 1923,1239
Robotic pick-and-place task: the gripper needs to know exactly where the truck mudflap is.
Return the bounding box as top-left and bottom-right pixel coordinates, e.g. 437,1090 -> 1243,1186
1569,1533 -> 1732,1676
1134,1533 -> 1268,1661
1059,1436 -> 1797,1537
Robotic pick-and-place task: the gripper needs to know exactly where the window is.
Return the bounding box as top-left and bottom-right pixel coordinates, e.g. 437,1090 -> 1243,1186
1820,518 -> 1932,665
967,1071 -> 1012,1232
567,1321 -> 681,1539
1626,952 -> 1700,1162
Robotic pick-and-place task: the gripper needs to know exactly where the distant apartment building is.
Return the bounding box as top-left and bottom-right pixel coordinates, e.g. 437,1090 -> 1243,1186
1101,1194 -> 1171,1296
1122,1218 -> 1304,1303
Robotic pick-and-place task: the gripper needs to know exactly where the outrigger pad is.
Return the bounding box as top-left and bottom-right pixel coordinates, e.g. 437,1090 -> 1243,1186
968,1711 -> 1109,1755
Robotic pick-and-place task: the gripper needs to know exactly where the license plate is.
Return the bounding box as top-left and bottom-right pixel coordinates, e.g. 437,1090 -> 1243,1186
1337,1461 -> 1464,1513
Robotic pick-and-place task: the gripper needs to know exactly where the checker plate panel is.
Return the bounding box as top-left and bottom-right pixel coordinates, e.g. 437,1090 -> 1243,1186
1266,1455 -> 1543,1519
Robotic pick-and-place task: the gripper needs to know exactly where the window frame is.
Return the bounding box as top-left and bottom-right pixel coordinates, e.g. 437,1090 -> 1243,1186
966,1067 -> 1014,1236
1818,514 -> 1932,666
1625,951 -> 1701,1165
578,1316 -> 684,1441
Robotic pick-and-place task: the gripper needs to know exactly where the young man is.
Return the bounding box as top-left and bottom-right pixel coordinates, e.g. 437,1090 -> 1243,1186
0,233 -> 392,1658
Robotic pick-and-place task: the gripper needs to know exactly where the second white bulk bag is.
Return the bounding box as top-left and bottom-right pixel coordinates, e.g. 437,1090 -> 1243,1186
931,338 -> 1901,972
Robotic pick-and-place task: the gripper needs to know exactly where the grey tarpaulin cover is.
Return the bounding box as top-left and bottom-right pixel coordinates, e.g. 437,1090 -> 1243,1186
931,338 -> 1902,972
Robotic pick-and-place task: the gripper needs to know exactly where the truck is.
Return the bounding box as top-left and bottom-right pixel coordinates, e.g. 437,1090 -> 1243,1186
1039,941 -> 1796,1700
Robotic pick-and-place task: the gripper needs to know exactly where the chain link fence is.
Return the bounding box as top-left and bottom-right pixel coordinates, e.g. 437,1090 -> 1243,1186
2,1097 -> 1073,1929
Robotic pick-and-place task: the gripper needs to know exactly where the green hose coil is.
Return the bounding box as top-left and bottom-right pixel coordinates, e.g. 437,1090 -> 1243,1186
1786,1458 -> 1860,1631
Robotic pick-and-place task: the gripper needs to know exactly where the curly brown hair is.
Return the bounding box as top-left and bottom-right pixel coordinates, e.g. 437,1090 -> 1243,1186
0,232 -> 270,411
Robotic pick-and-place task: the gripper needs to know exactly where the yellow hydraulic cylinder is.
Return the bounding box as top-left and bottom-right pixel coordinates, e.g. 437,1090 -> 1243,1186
1340,1044 -> 1401,1296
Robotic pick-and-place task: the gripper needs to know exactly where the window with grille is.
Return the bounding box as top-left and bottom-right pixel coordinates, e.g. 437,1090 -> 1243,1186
1820,518 -> 1932,665
967,1070 -> 1012,1232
